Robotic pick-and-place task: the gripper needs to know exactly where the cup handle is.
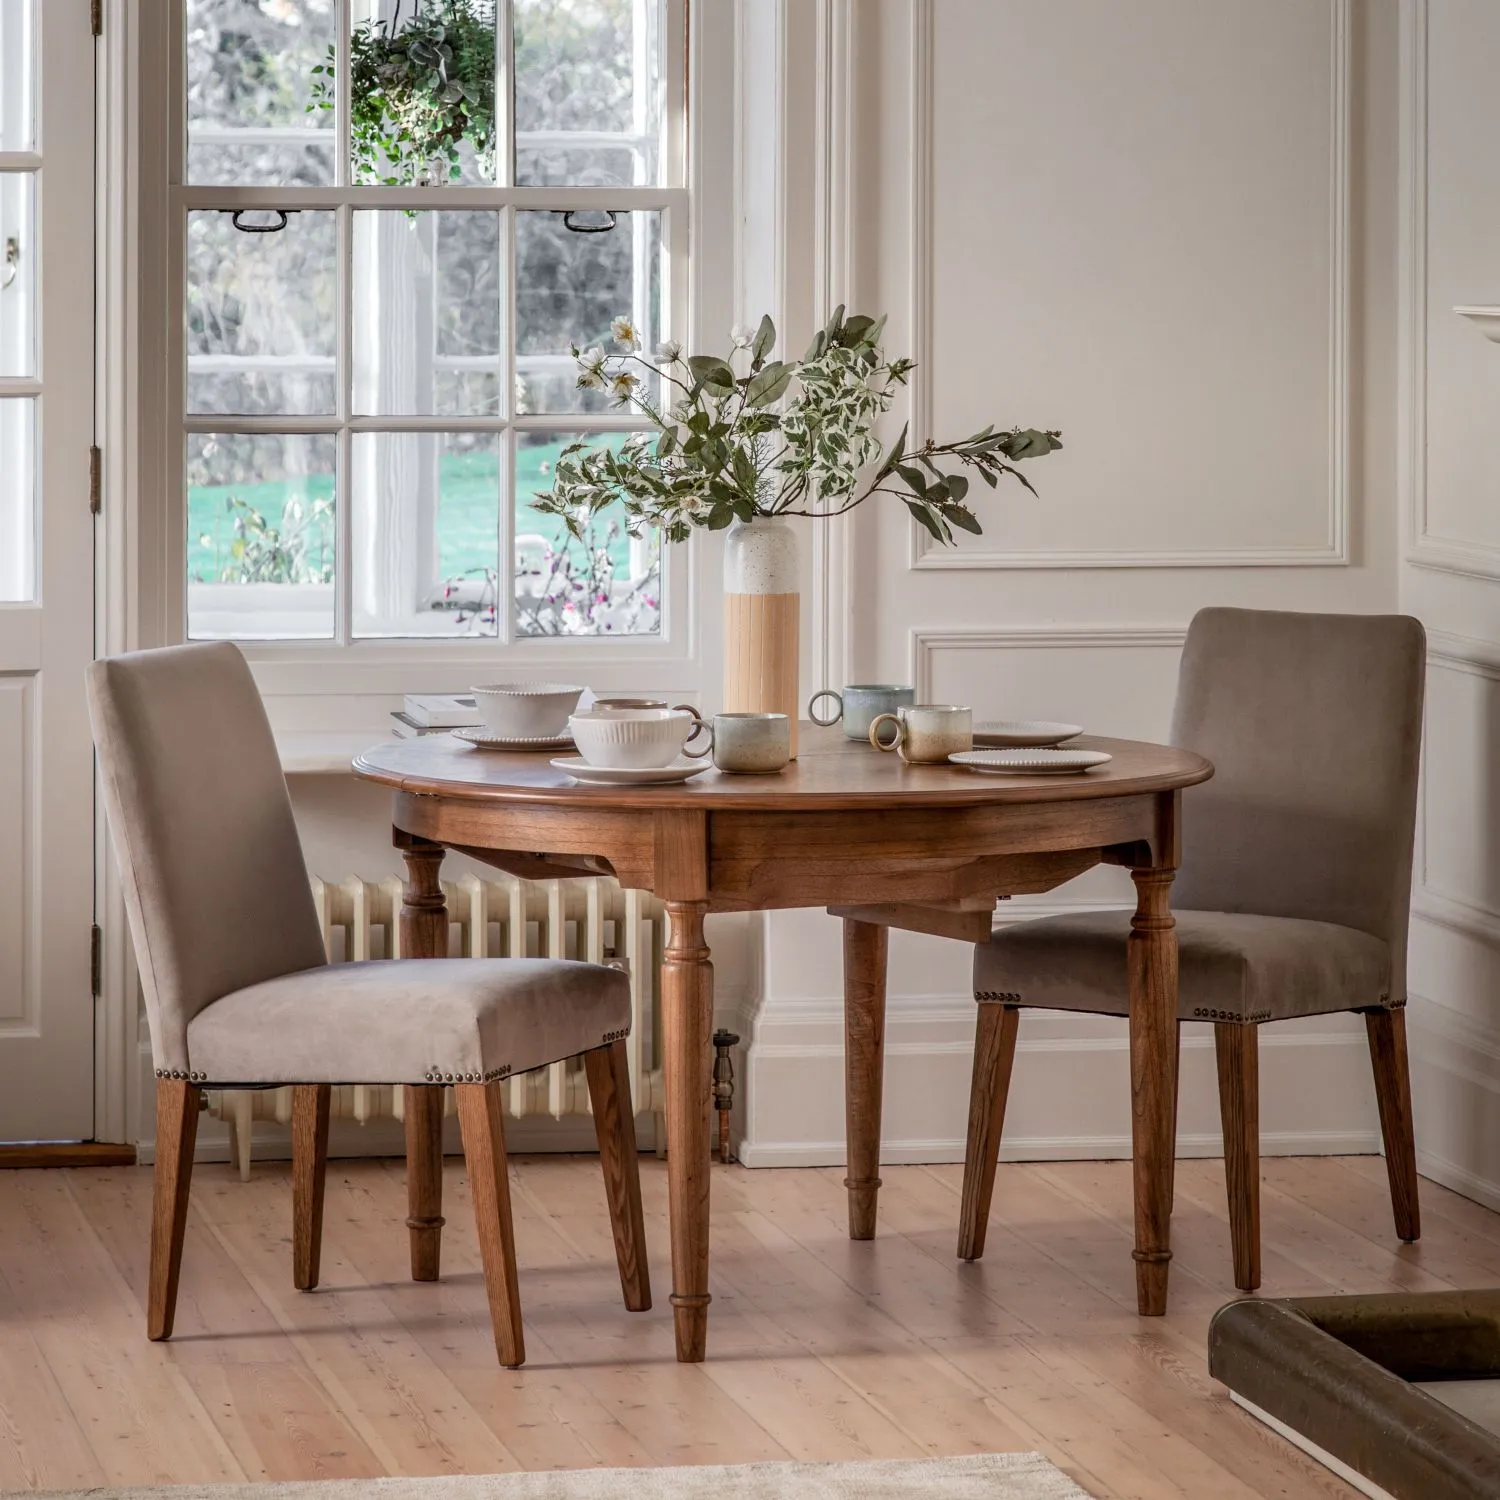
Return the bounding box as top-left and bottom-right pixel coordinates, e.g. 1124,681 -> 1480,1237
681,716 -> 714,759
868,713 -> 903,753
807,689 -> 843,727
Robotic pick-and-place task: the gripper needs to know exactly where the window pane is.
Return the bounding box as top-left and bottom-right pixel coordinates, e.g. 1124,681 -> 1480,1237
515,431 -> 659,637
349,1 -> 498,187
0,173 -> 34,377
514,0 -> 664,187
186,0 -> 336,186
188,432 -> 336,639
0,0 -> 35,154
352,431 -> 499,638
353,211 -> 502,417
516,209 -> 661,415
187,209 -> 337,415
0,397 -> 34,602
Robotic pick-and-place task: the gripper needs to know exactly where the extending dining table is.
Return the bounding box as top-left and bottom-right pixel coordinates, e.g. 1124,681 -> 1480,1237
353,724 -> 1213,1362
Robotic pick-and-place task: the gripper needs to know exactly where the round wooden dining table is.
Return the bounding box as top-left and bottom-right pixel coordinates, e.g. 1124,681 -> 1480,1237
353,723 -> 1213,1362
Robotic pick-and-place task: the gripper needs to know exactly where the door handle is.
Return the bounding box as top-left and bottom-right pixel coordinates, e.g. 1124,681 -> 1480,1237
1,236 -> 17,291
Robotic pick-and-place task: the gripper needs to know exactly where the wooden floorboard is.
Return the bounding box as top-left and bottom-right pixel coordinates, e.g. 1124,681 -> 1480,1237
0,1153 -> 1489,1495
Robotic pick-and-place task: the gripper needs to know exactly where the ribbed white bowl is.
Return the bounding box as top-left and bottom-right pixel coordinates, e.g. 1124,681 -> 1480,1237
569,709 -> 702,769
471,682 -> 585,737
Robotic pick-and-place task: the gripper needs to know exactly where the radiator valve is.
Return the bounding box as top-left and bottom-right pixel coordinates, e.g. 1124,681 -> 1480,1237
711,1029 -> 740,1163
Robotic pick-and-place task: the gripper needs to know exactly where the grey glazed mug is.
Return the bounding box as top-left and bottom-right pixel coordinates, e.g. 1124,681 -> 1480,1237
807,684 -> 916,742
683,712 -> 791,774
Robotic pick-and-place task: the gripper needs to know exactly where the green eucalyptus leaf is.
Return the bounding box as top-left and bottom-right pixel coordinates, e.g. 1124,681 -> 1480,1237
875,421 -> 909,480
944,504 -> 983,535
944,472 -> 969,502
904,498 -> 946,542
746,361 -> 793,407
752,313 -> 776,363
688,354 -> 736,393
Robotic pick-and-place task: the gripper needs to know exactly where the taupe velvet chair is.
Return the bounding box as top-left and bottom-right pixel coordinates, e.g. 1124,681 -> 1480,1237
89,642 -> 650,1367
962,608 -> 1426,1291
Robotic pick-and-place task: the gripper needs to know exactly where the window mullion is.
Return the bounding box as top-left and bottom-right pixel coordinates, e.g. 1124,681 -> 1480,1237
499,204 -> 516,646
498,0 -> 516,189
335,0 -> 352,190
337,200 -> 353,646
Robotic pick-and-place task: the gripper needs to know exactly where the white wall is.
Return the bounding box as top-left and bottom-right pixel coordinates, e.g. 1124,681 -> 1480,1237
196,2 -> 1429,1177
1398,0 -> 1500,1208
737,0 -> 1405,1166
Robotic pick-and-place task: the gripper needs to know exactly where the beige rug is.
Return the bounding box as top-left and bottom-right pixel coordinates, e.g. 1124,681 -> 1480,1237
9,1454 -> 1093,1498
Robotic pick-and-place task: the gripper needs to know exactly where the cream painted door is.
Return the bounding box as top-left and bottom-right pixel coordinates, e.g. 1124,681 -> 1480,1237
0,0 -> 97,1140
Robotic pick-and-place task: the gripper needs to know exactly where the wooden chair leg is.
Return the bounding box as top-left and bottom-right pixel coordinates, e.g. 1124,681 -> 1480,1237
148,1078 -> 200,1341
292,1084 -> 332,1292
957,1003 -> 1020,1262
1214,1022 -> 1261,1292
1366,1008 -> 1420,1242
583,1040 -> 652,1312
403,1083 -> 446,1282
454,1082 -> 525,1368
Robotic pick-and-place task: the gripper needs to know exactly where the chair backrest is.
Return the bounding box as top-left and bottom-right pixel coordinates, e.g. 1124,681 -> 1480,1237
88,643 -> 327,1074
1170,608 -> 1426,1000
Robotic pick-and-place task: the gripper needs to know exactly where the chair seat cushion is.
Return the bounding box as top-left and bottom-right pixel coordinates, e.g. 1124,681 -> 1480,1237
184,958 -> 631,1086
973,910 -> 1392,1024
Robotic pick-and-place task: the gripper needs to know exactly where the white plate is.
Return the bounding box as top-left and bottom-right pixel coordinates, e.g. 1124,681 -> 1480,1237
452,726 -> 575,750
973,720 -> 1084,748
550,756 -> 712,786
949,748 -> 1112,776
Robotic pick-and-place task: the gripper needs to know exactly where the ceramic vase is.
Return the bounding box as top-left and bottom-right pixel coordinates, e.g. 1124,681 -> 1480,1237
722,516 -> 800,758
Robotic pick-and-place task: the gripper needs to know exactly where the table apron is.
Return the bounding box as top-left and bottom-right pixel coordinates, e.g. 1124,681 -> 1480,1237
393,790 -> 1167,910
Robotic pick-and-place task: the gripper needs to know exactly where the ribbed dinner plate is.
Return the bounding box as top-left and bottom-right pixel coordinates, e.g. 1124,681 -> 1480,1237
948,748 -> 1112,775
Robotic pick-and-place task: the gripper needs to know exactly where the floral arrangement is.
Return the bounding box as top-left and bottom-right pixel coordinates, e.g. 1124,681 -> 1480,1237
310,0 -> 497,186
532,307 -> 1061,546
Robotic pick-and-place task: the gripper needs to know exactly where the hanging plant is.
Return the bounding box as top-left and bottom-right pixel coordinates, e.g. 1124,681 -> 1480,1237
309,0 -> 497,186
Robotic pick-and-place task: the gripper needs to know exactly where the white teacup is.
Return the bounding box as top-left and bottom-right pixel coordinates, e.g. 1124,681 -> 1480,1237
868,704 -> 973,764
569,709 -> 706,770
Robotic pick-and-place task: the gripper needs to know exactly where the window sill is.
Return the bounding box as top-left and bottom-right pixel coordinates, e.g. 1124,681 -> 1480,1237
276,730 -> 385,776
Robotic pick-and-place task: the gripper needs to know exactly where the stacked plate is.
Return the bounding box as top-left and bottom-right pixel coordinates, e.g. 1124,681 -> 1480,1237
972,720 -> 1083,748
950,748 -> 1112,776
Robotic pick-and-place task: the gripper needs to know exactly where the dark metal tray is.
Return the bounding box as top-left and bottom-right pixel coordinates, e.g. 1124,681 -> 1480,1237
1210,1290 -> 1500,1499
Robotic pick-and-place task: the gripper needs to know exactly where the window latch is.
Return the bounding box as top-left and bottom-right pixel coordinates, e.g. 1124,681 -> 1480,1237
561,210 -> 619,235
227,209 -> 296,234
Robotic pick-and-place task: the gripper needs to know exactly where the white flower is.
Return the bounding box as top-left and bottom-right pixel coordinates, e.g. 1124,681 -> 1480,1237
730,323 -> 755,349
654,338 -> 682,363
670,399 -> 694,422
611,316 -> 640,351
576,370 -> 606,392
609,370 -> 641,405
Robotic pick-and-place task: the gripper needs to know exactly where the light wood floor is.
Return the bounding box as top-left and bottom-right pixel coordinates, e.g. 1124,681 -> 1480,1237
2,1152 -> 1495,1497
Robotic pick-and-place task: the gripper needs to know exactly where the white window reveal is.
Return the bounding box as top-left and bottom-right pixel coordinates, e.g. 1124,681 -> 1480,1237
176,0 -> 685,644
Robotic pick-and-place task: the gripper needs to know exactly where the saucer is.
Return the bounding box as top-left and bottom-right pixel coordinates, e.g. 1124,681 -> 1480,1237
453,726 -> 575,750
972,720 -> 1084,748
550,756 -> 711,786
949,748 -> 1112,776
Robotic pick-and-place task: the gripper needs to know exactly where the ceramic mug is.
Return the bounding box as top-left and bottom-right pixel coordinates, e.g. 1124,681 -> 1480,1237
683,712 -> 791,774
807,684 -> 916,742
591,697 -> 670,715
868,704 -> 973,764
569,708 -> 706,769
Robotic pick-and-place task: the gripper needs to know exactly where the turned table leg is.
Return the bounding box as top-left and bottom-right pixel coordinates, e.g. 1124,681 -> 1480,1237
843,917 -> 889,1240
662,899 -> 713,1362
1129,863 -> 1179,1316
398,832 -> 449,1282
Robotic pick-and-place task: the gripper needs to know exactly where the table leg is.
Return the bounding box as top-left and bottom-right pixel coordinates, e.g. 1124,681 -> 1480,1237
843,917 -> 889,1240
1128,864 -> 1179,1316
662,899 -> 713,1362
399,834 -> 448,1281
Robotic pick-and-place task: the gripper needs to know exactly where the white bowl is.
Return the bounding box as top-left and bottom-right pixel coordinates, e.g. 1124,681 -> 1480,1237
569,709 -> 703,770
471,682 -> 585,738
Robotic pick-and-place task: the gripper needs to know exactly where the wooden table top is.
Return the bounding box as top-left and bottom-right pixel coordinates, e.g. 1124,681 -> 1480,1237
352,723 -> 1212,811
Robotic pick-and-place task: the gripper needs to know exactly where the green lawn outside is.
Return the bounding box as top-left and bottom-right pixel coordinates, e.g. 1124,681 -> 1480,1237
188,436 -> 638,584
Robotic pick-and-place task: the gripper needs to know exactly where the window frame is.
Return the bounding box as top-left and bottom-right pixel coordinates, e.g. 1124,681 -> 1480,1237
165,0 -> 693,666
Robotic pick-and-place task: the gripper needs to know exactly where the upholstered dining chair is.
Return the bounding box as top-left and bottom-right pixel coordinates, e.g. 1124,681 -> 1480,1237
89,642 -> 650,1368
961,607 -> 1426,1291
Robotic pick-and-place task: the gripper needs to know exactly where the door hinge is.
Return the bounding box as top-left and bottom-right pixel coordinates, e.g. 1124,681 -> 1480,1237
91,0 -> 102,39
89,445 -> 101,515
90,924 -> 102,998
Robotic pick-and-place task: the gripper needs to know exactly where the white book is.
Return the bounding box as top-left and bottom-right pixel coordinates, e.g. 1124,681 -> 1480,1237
403,693 -> 480,728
